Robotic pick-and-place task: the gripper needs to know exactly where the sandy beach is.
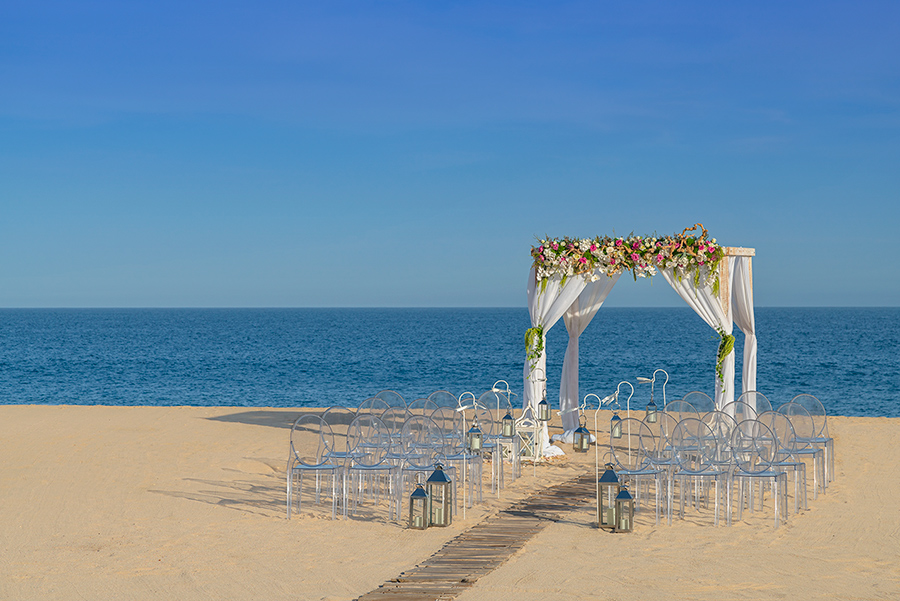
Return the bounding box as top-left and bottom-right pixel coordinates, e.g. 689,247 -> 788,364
1,405 -> 898,600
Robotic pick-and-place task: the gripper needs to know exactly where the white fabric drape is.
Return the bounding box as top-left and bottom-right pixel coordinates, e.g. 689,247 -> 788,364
731,256 -> 757,395
661,260 -> 735,409
524,267 -> 588,455
559,272 -> 620,433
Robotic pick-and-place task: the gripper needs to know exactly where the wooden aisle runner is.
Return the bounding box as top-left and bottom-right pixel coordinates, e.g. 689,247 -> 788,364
355,472 -> 595,601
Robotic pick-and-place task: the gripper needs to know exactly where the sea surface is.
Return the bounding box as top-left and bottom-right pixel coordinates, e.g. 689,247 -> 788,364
0,308 -> 897,417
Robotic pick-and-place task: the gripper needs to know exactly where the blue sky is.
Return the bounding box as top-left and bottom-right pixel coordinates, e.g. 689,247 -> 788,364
1,1 -> 898,307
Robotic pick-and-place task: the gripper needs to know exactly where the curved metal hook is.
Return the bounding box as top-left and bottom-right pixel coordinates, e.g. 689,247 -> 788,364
616,381 -> 634,405
653,369 -> 669,405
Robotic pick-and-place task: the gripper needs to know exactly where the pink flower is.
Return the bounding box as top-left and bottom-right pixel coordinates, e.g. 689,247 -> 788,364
699,260 -> 705,265
656,254 -> 663,262
559,257 -> 566,263
590,244 -> 597,252
552,242 -> 559,250
538,245 -> 543,252
615,239 -> 623,247
674,242 -> 681,248
610,258 -> 616,265
632,241 -> 640,250
631,253 -> 639,261
539,254 -> 545,262
579,257 -> 587,264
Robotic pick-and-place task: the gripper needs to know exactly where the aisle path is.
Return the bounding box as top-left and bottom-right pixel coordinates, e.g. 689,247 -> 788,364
355,471 -> 595,601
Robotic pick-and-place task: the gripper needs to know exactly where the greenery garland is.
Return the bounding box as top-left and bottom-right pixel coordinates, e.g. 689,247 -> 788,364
524,325 -> 544,369
715,328 -> 735,384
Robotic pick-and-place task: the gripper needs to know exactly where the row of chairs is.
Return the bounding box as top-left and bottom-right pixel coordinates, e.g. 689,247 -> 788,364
605,392 -> 834,528
287,389 -> 521,520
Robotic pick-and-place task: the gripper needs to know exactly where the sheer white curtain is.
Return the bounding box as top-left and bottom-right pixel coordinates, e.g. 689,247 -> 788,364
732,256 -> 757,394
524,267 -> 588,454
661,259 -> 736,409
558,272 -> 620,434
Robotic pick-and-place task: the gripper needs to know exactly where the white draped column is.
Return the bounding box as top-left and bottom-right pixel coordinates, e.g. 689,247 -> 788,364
661,260 -> 736,409
558,272 -> 620,435
731,254 -> 757,395
524,267 -> 588,455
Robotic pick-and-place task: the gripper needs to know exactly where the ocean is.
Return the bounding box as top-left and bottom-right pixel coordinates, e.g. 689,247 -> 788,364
0,308 -> 897,417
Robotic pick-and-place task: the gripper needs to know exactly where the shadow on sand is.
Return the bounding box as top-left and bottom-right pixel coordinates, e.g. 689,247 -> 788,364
205,407 -> 358,430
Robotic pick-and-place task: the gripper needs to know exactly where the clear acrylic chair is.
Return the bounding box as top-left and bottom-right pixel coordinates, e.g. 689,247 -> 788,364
642,411 -> 679,522
427,390 -> 459,408
729,419 -> 788,528
407,398 -> 439,417
431,406 -> 479,512
665,400 -> 699,422
776,402 -> 826,497
396,415 -> 456,520
757,410 -> 808,514
791,394 -> 834,484
474,393 -> 505,494
286,415 -> 341,519
345,414 -> 398,520
358,396 -> 390,416
670,418 -> 730,525
737,391 -> 773,415
701,410 -> 738,464
721,400 -> 758,424
682,391 -> 716,414
609,417 -> 664,525
375,390 -> 407,410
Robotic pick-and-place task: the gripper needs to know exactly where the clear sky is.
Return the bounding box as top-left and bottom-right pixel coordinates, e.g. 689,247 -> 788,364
2,1 -> 898,307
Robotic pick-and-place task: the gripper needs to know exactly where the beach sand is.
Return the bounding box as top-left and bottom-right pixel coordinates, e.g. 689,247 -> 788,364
1,406 -> 897,600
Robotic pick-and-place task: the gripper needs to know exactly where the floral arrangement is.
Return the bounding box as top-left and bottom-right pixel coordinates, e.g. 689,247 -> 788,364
530,223 -> 725,292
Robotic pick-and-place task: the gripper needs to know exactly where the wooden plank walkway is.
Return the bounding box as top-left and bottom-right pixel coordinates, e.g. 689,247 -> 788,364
355,472 -> 595,601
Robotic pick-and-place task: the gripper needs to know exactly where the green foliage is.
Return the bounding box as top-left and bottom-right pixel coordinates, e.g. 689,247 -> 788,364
715,328 -> 735,384
525,325 -> 544,368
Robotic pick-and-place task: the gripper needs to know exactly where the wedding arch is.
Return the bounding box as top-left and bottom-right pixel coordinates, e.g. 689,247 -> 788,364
523,224 -> 756,454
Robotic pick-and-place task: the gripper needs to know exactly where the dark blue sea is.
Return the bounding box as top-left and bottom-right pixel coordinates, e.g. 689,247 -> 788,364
0,308 -> 897,417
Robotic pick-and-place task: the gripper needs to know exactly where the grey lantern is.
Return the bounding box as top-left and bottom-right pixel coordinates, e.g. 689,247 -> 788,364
467,417 -> 483,452
610,411 -> 623,439
614,484 -> 635,533
573,415 -> 591,453
408,481 -> 429,530
645,398 -> 658,424
501,410 -> 515,438
597,463 -> 620,530
426,463 -> 453,527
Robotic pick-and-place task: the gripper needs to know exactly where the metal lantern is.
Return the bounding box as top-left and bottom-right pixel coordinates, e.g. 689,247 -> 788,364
573,416 -> 591,453
537,399 -> 551,422
408,482 -> 429,530
467,417 -> 483,452
501,410 -> 515,438
645,399 -> 658,424
597,463 -> 620,530
610,411 -> 622,439
614,484 -> 635,533
426,463 -> 453,527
